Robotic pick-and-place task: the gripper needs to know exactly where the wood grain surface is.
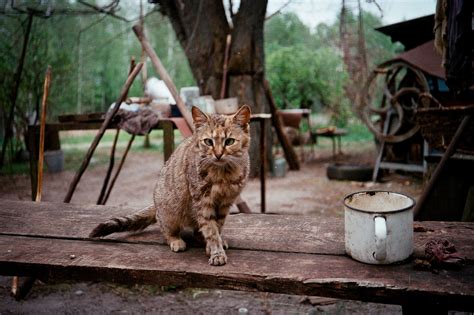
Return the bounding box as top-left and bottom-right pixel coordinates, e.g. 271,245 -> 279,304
0,199 -> 473,310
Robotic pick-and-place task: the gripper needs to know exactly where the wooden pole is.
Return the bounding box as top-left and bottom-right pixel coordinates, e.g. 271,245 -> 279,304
97,59 -> 137,204
414,115 -> 472,219
132,24 -> 194,131
0,13 -> 34,170
97,128 -> 120,205
263,79 -> 300,170
63,63 -> 143,203
35,66 -> 52,202
11,65 -> 51,300
101,134 -> 136,205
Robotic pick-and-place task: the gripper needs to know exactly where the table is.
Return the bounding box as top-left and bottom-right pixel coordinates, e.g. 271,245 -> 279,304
315,128 -> 347,159
27,119 -> 177,200
27,114 -> 271,213
0,199 -> 472,313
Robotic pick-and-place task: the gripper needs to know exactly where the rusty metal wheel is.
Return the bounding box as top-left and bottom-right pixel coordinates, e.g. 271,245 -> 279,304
360,61 -> 429,143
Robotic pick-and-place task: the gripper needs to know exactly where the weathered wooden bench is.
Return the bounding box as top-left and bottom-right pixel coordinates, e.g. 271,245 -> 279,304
0,199 -> 473,313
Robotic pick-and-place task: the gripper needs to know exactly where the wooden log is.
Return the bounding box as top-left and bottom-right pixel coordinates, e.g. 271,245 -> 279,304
132,24 -> 194,132
63,63 -> 143,203
263,79 -> 300,170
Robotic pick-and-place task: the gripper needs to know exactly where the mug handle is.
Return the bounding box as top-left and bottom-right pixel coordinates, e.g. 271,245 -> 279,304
374,216 -> 387,261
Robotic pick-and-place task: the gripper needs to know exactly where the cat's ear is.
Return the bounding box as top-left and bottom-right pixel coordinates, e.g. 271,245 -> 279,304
192,106 -> 209,128
232,105 -> 251,126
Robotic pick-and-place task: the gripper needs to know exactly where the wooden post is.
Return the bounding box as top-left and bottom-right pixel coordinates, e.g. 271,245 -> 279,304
63,63 -> 143,203
0,13 -> 33,170
259,118 -> 266,213
263,79 -> 300,170
132,24 -> 194,131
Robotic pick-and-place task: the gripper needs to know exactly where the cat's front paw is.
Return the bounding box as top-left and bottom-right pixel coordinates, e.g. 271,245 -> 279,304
209,251 -> 227,266
170,239 -> 187,252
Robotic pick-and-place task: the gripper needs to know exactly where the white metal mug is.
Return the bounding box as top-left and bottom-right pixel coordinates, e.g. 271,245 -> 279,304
343,191 -> 415,264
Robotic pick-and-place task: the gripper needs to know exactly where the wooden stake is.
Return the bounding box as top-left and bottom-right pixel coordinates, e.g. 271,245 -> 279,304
63,63 -> 143,203
35,66 -> 52,202
132,24 -> 194,131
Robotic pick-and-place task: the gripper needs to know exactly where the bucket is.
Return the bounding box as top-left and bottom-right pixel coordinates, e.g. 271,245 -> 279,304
273,157 -> 287,177
44,150 -> 64,173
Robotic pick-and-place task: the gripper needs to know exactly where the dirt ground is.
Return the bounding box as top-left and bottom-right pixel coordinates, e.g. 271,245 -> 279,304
0,141 -> 422,314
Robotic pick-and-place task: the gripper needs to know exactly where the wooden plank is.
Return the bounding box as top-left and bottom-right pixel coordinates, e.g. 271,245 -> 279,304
0,200 -> 473,260
379,162 -> 425,173
58,112 -> 105,123
0,234 -> 473,310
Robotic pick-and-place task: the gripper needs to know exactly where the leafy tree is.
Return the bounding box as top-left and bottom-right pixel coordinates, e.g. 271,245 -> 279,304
264,10 -> 400,126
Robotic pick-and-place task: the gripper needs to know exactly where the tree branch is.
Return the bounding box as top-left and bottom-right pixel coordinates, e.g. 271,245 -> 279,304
265,0 -> 292,20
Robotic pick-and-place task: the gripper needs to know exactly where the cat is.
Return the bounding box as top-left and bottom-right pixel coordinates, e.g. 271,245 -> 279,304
90,105 -> 251,266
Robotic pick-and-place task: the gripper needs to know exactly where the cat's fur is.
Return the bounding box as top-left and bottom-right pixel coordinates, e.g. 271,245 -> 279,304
90,105 -> 251,266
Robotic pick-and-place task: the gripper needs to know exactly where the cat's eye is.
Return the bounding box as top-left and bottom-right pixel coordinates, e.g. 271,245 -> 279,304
225,138 -> 235,146
203,138 -> 214,146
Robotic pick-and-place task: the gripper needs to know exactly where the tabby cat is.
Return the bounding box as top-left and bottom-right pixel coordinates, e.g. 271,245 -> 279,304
90,105 -> 251,266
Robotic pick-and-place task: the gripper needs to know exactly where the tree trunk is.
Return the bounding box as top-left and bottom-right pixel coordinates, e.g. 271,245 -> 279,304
159,0 -> 271,177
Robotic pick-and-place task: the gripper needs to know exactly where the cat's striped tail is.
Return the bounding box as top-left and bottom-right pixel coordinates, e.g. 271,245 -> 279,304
89,205 -> 157,238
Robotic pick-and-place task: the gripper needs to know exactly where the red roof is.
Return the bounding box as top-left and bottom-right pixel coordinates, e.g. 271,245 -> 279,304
392,40 -> 445,79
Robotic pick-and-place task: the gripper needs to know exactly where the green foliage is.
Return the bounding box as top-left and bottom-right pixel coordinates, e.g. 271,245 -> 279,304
0,3 -> 195,144
264,11 -> 401,127
265,13 -> 351,126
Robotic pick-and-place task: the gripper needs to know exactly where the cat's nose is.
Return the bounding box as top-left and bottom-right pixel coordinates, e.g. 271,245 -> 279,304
215,152 -> 223,160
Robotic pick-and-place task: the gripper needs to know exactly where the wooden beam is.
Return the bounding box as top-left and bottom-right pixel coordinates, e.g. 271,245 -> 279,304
132,24 -> 194,132
263,79 -> 300,170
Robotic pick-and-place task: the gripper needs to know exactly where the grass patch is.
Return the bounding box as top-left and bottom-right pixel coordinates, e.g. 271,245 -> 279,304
344,120 -> 374,143
1,161 -> 30,175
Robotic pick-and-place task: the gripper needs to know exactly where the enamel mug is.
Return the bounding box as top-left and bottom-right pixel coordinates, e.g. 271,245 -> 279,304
344,191 -> 415,264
